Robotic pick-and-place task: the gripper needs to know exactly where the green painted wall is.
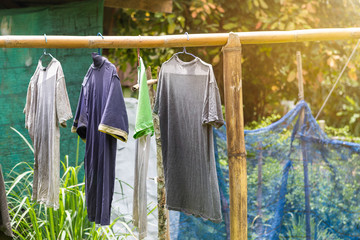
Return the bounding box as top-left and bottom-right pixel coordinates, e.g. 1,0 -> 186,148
0,0 -> 104,177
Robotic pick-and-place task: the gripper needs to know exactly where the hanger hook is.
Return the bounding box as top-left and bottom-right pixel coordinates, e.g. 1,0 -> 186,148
97,32 -> 104,55
43,33 -> 47,54
184,32 -> 189,41
97,32 -> 104,39
183,32 -> 190,53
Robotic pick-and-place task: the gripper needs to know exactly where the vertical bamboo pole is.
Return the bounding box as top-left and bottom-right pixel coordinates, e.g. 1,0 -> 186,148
297,51 -> 304,100
296,51 -> 311,240
148,67 -> 170,240
222,33 -> 247,240
256,142 -> 263,235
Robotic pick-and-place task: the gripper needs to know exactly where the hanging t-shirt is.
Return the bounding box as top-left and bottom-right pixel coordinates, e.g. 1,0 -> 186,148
153,55 -> 224,222
24,58 -> 73,209
133,57 -> 154,239
72,54 -> 129,225
0,165 -> 12,238
133,57 -> 154,139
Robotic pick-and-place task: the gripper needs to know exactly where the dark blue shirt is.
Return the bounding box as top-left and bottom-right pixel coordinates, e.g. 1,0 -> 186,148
72,54 -> 128,225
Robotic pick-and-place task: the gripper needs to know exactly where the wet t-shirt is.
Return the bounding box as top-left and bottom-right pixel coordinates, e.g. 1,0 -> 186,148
24,58 -> 73,209
72,55 -> 128,225
154,55 -> 224,222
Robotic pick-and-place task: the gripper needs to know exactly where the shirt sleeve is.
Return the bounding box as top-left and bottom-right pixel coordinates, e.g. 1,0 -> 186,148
23,80 -> 35,142
71,83 -> 88,141
56,65 -> 73,128
98,74 -> 129,142
202,65 -> 224,128
153,68 -> 163,115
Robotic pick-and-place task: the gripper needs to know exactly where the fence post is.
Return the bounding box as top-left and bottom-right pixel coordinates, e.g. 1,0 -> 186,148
296,51 -> 311,240
222,32 -> 247,240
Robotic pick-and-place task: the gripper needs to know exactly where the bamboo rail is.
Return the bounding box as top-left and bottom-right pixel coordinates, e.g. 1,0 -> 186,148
1,28 -> 360,48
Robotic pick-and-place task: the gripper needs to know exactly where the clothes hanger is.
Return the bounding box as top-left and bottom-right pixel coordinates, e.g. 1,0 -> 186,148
39,34 -> 54,60
97,32 -> 104,55
137,35 -> 141,66
174,32 -> 197,59
137,47 -> 140,66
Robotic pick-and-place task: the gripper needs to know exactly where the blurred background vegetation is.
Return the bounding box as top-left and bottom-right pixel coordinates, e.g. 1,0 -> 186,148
105,0 -> 360,136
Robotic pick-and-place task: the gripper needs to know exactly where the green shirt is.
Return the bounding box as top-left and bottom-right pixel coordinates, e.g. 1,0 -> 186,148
133,57 -> 154,139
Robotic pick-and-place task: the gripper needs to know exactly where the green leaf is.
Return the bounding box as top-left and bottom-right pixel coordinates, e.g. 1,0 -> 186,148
259,0 -> 268,9
10,127 -> 34,153
167,22 -> 176,34
177,16 -> 185,28
223,22 -> 238,30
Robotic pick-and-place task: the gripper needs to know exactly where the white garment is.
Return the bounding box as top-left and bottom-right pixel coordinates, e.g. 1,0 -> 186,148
111,98 -> 158,239
24,58 -> 72,209
133,135 -> 151,239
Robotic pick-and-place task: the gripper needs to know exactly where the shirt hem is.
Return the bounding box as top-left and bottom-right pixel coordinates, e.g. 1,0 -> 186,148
166,205 -> 222,223
32,197 -> 59,210
98,123 -> 128,142
88,216 -> 110,226
71,126 -> 77,133
71,126 -> 86,143
203,119 -> 225,129
1,223 -> 13,237
59,114 -> 73,128
133,122 -> 154,139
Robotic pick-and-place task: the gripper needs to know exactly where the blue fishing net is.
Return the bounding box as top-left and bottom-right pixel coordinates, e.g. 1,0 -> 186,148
170,100 -> 360,239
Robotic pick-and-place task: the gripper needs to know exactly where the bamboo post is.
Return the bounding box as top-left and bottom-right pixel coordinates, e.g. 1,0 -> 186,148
296,51 -> 311,240
132,79 -> 158,91
256,142 -> 263,235
297,51 -> 304,101
147,67 -> 170,240
222,33 -> 247,240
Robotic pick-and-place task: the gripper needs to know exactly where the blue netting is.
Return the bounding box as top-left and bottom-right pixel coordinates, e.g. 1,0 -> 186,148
170,100 -> 360,239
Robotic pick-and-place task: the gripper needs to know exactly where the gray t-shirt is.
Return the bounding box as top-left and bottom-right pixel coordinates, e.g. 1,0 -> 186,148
154,55 -> 224,222
24,58 -> 73,209
0,165 -> 12,237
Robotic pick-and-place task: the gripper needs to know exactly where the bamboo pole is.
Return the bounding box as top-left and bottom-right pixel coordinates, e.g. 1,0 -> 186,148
222,33 -> 246,240
132,79 -> 158,91
1,28 -> 360,48
148,67 -> 170,240
296,51 -> 311,240
256,142 -> 263,236
297,52 -> 304,101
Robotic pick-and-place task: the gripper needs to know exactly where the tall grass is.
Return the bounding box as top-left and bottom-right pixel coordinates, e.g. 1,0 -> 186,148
5,128 -> 137,239
279,213 -> 340,240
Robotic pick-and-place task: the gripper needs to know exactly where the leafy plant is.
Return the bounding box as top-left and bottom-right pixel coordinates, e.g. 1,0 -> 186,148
108,0 -> 360,136
5,128 -> 137,239
280,213 -> 340,240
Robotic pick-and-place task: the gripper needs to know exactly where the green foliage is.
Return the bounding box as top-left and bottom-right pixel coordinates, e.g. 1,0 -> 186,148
6,161 -> 134,239
6,128 -> 137,239
279,214 -> 340,240
245,114 -> 281,130
109,0 -> 360,136
323,122 -> 360,143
